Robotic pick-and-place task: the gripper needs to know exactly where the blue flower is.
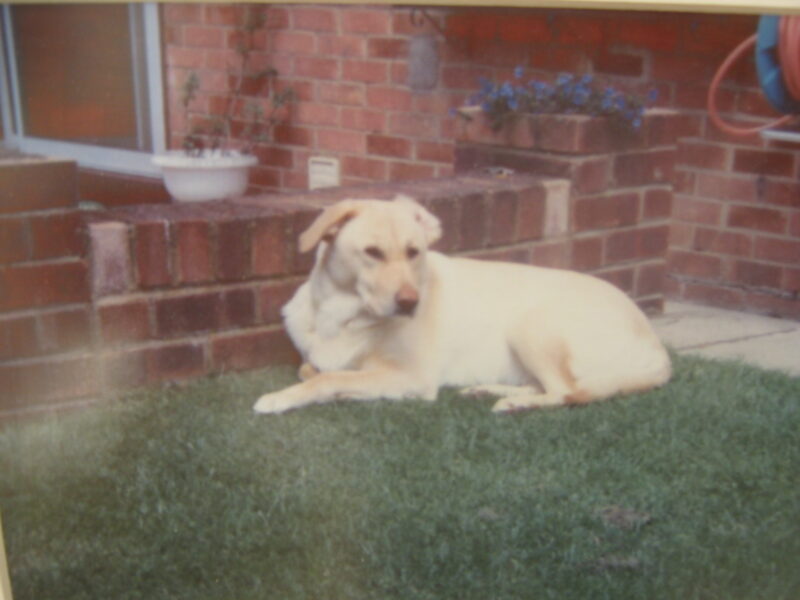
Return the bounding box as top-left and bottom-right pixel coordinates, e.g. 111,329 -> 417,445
647,88 -> 659,103
514,65 -> 524,79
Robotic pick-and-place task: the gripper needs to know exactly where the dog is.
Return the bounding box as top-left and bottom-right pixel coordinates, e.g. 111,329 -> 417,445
254,195 -> 670,415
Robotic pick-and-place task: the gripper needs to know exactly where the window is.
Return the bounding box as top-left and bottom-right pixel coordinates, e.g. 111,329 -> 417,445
0,4 -> 166,176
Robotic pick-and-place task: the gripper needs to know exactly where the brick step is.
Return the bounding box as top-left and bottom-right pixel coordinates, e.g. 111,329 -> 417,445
0,208 -> 85,264
0,258 -> 89,312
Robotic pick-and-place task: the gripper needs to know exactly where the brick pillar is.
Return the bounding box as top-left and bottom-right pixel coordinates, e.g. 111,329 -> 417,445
455,109 -> 680,313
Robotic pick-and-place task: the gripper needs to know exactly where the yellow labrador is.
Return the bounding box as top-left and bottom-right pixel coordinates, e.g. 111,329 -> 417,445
254,195 -> 670,414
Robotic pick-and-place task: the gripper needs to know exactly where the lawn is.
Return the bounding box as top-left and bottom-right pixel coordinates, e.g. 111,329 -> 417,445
1,354 -> 799,600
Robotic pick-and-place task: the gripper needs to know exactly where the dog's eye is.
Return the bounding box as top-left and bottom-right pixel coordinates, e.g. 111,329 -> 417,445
406,246 -> 419,260
364,246 -> 385,261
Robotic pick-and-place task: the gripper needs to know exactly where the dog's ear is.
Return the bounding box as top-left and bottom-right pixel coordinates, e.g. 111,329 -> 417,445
394,194 -> 442,245
299,201 -> 361,253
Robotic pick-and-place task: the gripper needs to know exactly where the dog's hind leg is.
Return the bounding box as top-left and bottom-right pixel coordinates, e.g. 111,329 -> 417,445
490,333 -> 585,413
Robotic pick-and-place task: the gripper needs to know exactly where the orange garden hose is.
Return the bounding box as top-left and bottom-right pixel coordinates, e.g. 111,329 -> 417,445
708,16 -> 800,137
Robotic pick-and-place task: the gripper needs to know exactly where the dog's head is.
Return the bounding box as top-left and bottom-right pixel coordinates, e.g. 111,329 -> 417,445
299,195 -> 441,318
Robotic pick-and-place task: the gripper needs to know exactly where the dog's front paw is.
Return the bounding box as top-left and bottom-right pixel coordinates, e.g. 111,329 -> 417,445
253,391 -> 297,415
491,397 -> 521,413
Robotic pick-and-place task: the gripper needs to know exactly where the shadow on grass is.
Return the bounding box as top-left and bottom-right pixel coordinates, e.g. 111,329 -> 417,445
1,354 -> 799,599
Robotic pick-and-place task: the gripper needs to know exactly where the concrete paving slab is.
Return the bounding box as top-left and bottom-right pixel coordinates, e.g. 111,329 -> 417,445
651,301 -> 800,377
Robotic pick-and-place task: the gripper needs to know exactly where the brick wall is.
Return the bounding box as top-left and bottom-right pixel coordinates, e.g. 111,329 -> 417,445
1,164 -> 675,418
69,174 -> 568,417
162,4 -> 799,318
0,157 -> 95,415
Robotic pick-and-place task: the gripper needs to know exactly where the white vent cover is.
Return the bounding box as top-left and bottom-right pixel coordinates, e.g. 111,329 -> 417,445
308,156 -> 340,190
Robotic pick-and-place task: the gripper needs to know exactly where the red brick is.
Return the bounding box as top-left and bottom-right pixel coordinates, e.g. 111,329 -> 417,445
606,226 -> 668,264
389,162 -> 436,181
317,34 -> 365,57
211,328 -> 299,372
294,102 -> 339,127
762,180 -> 800,208
294,56 -> 339,80
497,14 -> 552,43
613,17 -> 680,52
222,288 -> 256,329
271,30 -> 316,54
155,293 -> 222,337
216,220 -> 252,281
460,193 -> 487,249
516,188 -> 547,241
89,221 -> 132,296
614,149 -> 675,187
102,348 -> 148,392
574,193 -> 639,232
135,222 -> 172,289
99,301 -> 151,345
678,141 -> 729,171
273,124 -> 314,147
0,315 -> 38,360
672,195 -> 723,226
39,308 -> 92,354
291,6 -> 336,32
146,342 -> 206,383
368,37 -> 408,59
487,191 -> 518,246
416,141 -> 454,164
667,249 -> 722,279
163,4 -> 203,24
342,9 -> 390,34
174,221 -> 214,284
0,217 -> 30,264
318,82 -> 364,106
574,157 -> 611,194
340,107 -> 385,131
389,113 -> 441,139
259,280 -> 300,324
366,86 -> 412,111
596,267 -> 635,294
529,46 -> 588,73
572,236 -> 605,271
733,149 -> 795,177
754,237 -> 800,264
733,260 -> 782,288
643,188 -> 673,220
183,25 -> 224,48
317,129 -> 366,154
426,198 -> 459,252
727,206 -> 788,234
593,50 -> 643,78
555,14 -> 605,45
203,4 -> 241,26
0,261 -> 88,311
693,227 -> 752,257
530,240 -> 571,269
367,134 -> 411,159
635,263 -> 666,297
695,172 -> 757,203
0,160 -> 77,214
252,218 -> 288,277
744,291 -> 800,320
342,59 -> 388,84
0,356 -> 98,412
681,280 -> 745,310
29,211 -> 83,260
341,156 -> 388,180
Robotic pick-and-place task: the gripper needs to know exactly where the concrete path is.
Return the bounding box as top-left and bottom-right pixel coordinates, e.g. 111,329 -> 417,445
651,301 -> 800,378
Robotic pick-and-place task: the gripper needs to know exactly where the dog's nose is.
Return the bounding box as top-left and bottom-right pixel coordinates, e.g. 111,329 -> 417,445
395,285 -> 419,316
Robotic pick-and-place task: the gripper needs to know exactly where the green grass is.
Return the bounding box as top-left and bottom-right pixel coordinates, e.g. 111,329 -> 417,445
1,354 -> 799,600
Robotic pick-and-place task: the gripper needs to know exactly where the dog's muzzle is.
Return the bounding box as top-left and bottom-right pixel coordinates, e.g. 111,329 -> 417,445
395,284 -> 419,316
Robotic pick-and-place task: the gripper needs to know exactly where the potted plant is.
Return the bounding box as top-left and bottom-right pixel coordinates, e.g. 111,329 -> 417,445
454,67 -> 659,148
153,6 -> 295,203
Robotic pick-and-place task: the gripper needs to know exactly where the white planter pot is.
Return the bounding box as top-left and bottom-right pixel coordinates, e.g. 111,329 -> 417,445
152,150 -> 258,203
